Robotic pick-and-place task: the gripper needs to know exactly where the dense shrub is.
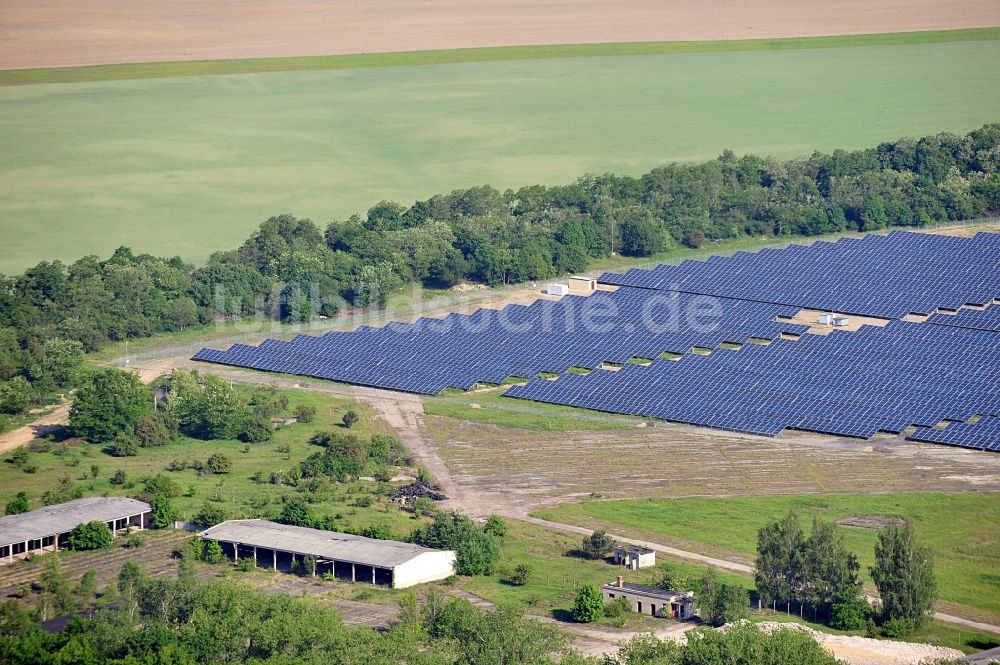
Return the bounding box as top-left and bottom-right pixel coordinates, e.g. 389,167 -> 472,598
67,521 -> 113,551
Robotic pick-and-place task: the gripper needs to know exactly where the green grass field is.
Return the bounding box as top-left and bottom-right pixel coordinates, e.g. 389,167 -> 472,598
1,32 -> 998,273
0,387 -> 424,539
425,386 -> 642,431
535,493 -> 1000,618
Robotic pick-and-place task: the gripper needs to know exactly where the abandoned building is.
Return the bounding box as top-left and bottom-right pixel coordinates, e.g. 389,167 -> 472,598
200,519 -> 456,589
602,576 -> 695,619
0,497 -> 151,564
613,544 -> 656,569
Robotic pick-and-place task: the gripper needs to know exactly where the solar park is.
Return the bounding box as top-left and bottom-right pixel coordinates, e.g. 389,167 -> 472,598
193,230 -> 1000,452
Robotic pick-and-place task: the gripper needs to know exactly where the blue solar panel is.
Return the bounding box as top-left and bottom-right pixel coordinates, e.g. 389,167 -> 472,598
506,321 -> 1000,445
192,287 -> 808,395
907,417 -> 1000,451
599,231 -> 1000,319
192,230 -> 1000,451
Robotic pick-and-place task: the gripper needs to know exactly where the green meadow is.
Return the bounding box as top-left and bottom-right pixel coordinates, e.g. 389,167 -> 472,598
0,33 -> 998,273
536,493 -> 1000,617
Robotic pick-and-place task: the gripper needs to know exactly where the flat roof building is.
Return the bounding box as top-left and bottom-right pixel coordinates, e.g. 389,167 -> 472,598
603,576 -> 695,620
0,497 -> 151,564
201,519 -> 456,589
614,544 -> 656,570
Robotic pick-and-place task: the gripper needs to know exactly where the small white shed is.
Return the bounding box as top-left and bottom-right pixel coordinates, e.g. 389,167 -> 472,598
545,283 -> 569,296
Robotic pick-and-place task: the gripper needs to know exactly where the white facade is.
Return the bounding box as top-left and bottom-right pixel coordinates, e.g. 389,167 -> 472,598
545,283 -> 569,296
603,579 -> 695,619
614,545 -> 656,570
391,550 -> 457,588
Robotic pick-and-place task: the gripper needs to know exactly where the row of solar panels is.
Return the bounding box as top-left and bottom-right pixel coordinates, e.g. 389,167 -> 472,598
506,321 -> 1000,444
907,416 -> 1000,451
193,287 -> 809,395
598,231 -> 1000,320
926,306 -> 1000,333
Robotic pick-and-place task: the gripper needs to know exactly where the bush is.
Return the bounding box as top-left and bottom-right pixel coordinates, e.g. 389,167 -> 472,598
151,497 -> 175,529
572,585 -> 604,623
879,616 -> 915,638
134,412 -> 171,447
373,467 -> 392,482
293,405 -> 317,423
109,469 -> 128,486
240,414 -> 273,443
204,539 -> 225,564
408,512 -> 500,576
193,503 -> 228,527
603,596 -> 632,618
483,515 -> 507,539
206,453 -> 232,474
830,584 -> 870,630
126,535 -> 144,549
507,564 -> 531,587
67,521 -> 113,551
5,491 -> 29,516
0,377 -> 33,414
581,530 -> 615,560
342,410 -> 359,429
110,433 -> 139,457
235,557 -> 256,572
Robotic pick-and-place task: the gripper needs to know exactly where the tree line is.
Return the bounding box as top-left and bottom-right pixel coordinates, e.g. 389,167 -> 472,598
3,124 -> 1000,423
0,555 -> 882,665
755,512 -> 936,636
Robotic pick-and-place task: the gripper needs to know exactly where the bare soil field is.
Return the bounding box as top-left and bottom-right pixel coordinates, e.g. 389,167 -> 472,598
2,0 -> 998,70
427,416 -> 1000,517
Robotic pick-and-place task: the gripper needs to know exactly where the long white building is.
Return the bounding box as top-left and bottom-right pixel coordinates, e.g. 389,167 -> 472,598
201,519 -> 456,589
0,496 -> 151,563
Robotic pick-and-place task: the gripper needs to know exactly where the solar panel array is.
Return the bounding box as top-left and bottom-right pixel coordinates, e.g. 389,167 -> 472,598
506,321 -> 1000,439
193,230 -> 1000,451
193,288 -> 808,395
926,306 -> 1000,332
598,231 -> 1000,319
907,417 -> 1000,452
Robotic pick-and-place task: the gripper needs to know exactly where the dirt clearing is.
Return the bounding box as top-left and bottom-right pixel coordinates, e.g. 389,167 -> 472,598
2,0 -> 998,70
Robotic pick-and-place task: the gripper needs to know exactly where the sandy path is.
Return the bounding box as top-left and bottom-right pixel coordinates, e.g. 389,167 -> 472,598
2,0 -> 998,70
0,403 -> 70,455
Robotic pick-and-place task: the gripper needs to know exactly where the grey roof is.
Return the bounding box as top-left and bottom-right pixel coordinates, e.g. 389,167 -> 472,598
0,497 -> 151,547
201,519 -> 450,569
960,645 -> 1000,663
603,581 -> 693,601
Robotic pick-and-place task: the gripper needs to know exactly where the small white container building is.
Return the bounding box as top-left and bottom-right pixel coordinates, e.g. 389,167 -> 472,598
614,544 -> 656,570
545,283 -> 569,296
832,315 -> 850,326
201,519 -> 456,589
818,313 -> 833,325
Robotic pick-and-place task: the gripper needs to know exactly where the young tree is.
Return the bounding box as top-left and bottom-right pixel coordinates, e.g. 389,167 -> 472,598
696,566 -> 748,627
69,368 -> 151,444
572,585 -> 605,623
870,523 -> 936,629
830,583 -> 871,630
800,517 -> 861,615
38,555 -> 73,620
4,491 -> 29,515
293,405 -> 317,423
580,529 -> 615,560
239,414 -> 272,443
0,377 -> 33,414
73,570 -> 98,607
508,564 -> 532,587
342,409 -> 360,429
151,497 -> 175,529
192,503 -> 228,528
67,521 -> 114,551
755,511 -> 805,606
278,497 -> 317,528
204,540 -> 225,564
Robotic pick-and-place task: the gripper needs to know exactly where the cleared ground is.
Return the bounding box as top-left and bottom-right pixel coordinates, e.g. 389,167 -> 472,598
1,37 -> 999,273
2,1 -> 998,70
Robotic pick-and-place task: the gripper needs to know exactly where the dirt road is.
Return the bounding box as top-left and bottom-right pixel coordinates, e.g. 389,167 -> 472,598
2,0 -> 998,70
0,403 -> 69,455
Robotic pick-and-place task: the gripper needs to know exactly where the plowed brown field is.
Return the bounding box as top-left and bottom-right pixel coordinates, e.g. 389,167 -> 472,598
2,0 -> 998,70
